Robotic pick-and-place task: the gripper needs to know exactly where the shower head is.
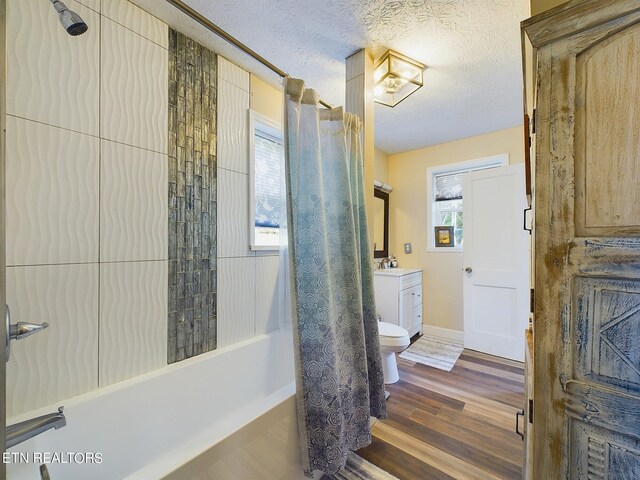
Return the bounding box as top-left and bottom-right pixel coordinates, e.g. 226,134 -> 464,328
50,0 -> 88,36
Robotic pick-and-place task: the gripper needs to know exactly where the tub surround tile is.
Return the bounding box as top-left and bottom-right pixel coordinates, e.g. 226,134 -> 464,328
218,56 -> 250,92
168,28 -> 218,363
6,0 -> 100,136
218,79 -> 249,174
99,261 -> 168,386
6,264 -> 99,417
101,15 -> 168,152
217,257 -> 256,348
100,140 -> 168,262
218,169 -> 254,258
75,0 -> 101,12
6,117 -> 99,266
255,256 -> 281,336
101,0 -> 167,48
255,250 -> 280,257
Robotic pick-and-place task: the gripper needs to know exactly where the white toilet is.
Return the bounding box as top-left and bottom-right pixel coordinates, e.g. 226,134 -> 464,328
378,321 -> 410,384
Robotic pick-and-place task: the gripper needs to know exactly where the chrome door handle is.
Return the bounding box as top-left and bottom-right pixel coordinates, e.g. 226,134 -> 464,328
5,305 -> 50,362
465,267 -> 473,273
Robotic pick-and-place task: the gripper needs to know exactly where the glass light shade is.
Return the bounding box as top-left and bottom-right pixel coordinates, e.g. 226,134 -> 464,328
373,50 -> 424,107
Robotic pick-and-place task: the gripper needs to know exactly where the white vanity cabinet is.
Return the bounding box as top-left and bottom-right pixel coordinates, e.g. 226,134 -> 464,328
373,269 -> 423,337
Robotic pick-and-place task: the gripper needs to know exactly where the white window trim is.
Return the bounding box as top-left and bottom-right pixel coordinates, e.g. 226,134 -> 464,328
248,109 -> 283,251
426,153 -> 508,253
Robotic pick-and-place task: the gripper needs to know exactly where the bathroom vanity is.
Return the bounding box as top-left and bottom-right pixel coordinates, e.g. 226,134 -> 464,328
373,268 -> 423,337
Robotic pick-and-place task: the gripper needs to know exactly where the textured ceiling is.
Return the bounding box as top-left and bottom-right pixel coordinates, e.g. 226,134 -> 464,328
133,0 -> 530,154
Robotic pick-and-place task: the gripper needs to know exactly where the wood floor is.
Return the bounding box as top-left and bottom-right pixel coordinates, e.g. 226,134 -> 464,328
357,348 -> 525,480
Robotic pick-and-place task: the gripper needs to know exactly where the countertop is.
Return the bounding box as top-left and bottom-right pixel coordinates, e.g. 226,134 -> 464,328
373,268 -> 422,277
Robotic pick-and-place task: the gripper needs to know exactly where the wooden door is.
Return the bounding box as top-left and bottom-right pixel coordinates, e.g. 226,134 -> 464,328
0,0 -> 7,472
462,164 -> 530,361
524,3 -> 640,478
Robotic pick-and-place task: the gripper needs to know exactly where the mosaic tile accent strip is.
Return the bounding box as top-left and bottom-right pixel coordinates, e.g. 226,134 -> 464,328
168,28 -> 218,363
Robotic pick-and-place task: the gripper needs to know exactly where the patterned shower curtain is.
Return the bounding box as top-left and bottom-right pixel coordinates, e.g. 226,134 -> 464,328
284,78 -> 387,477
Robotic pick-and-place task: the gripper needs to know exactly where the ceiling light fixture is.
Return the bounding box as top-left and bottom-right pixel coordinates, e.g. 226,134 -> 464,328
373,50 -> 424,107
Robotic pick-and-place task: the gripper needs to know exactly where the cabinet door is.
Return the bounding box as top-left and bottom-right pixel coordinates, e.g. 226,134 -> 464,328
411,304 -> 422,332
399,289 -> 413,331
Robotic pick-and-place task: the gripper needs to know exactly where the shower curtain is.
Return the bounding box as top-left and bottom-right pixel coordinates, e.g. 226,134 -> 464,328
284,78 -> 387,476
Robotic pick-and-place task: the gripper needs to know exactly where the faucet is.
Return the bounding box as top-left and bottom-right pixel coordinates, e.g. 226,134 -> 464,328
380,257 -> 391,269
6,406 -> 67,449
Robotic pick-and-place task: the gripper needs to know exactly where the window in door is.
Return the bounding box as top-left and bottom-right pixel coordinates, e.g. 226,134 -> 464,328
426,154 -> 508,252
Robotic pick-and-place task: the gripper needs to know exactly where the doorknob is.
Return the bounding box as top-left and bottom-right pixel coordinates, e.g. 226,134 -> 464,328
5,305 -> 50,362
465,267 -> 473,273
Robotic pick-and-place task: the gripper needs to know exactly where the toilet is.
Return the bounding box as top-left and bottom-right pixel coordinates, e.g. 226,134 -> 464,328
378,321 -> 410,384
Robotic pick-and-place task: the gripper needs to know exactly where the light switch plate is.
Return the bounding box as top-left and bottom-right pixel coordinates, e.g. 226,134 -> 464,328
404,242 -> 412,254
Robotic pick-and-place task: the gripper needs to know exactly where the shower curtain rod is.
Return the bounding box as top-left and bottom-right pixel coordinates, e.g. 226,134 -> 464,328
166,0 -> 334,109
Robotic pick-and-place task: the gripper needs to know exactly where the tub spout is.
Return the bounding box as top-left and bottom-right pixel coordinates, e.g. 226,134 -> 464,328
6,406 -> 66,449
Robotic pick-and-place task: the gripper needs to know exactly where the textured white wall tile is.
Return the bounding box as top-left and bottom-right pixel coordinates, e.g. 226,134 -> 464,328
218,80 -> 249,174
6,117 -> 99,266
218,57 -> 250,92
75,0 -> 101,11
101,0 -> 168,48
100,261 -> 168,386
217,169 -> 253,258
255,256 -> 281,335
217,257 -> 256,348
6,264 -> 99,417
6,0 -> 100,136
101,140 -> 167,262
101,16 -> 168,153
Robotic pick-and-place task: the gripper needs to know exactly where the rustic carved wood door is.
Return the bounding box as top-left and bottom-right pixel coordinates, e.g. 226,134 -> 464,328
527,4 -> 640,479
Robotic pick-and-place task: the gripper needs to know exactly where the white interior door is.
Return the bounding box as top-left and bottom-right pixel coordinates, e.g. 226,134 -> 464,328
462,163 -> 529,361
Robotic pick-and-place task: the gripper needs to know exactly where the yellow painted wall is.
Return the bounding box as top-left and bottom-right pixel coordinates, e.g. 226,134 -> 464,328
374,148 -> 389,184
388,126 -> 525,332
530,0 -> 565,16
250,75 -> 283,124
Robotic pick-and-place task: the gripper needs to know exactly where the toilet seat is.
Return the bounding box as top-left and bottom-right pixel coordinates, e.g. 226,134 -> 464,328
378,322 -> 410,348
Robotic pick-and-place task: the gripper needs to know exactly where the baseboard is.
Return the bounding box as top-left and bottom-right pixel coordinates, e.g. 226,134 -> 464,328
422,324 -> 464,344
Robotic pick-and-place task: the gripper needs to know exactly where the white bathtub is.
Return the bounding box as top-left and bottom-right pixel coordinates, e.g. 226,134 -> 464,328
7,330 -> 297,479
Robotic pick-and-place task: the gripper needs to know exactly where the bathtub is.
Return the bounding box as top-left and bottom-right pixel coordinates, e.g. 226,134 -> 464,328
6,330 -> 300,479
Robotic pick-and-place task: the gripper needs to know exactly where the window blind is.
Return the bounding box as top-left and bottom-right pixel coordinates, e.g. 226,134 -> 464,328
254,132 -> 282,228
434,172 -> 463,202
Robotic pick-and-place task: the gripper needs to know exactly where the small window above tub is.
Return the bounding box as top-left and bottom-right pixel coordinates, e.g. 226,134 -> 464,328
249,110 -> 284,250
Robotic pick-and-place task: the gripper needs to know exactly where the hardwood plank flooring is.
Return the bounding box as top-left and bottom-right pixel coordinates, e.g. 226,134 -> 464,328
358,349 -> 524,479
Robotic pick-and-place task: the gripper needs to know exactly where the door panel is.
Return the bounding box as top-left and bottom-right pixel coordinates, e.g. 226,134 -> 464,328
575,21 -> 640,236
570,419 -> 640,480
575,276 -> 640,391
462,164 -> 529,361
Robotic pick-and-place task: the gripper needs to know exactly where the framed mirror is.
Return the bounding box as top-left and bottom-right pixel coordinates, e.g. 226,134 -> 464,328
373,189 -> 389,258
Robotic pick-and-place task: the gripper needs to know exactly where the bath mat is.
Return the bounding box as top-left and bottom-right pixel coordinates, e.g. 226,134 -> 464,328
399,336 -> 463,372
322,452 -> 399,480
